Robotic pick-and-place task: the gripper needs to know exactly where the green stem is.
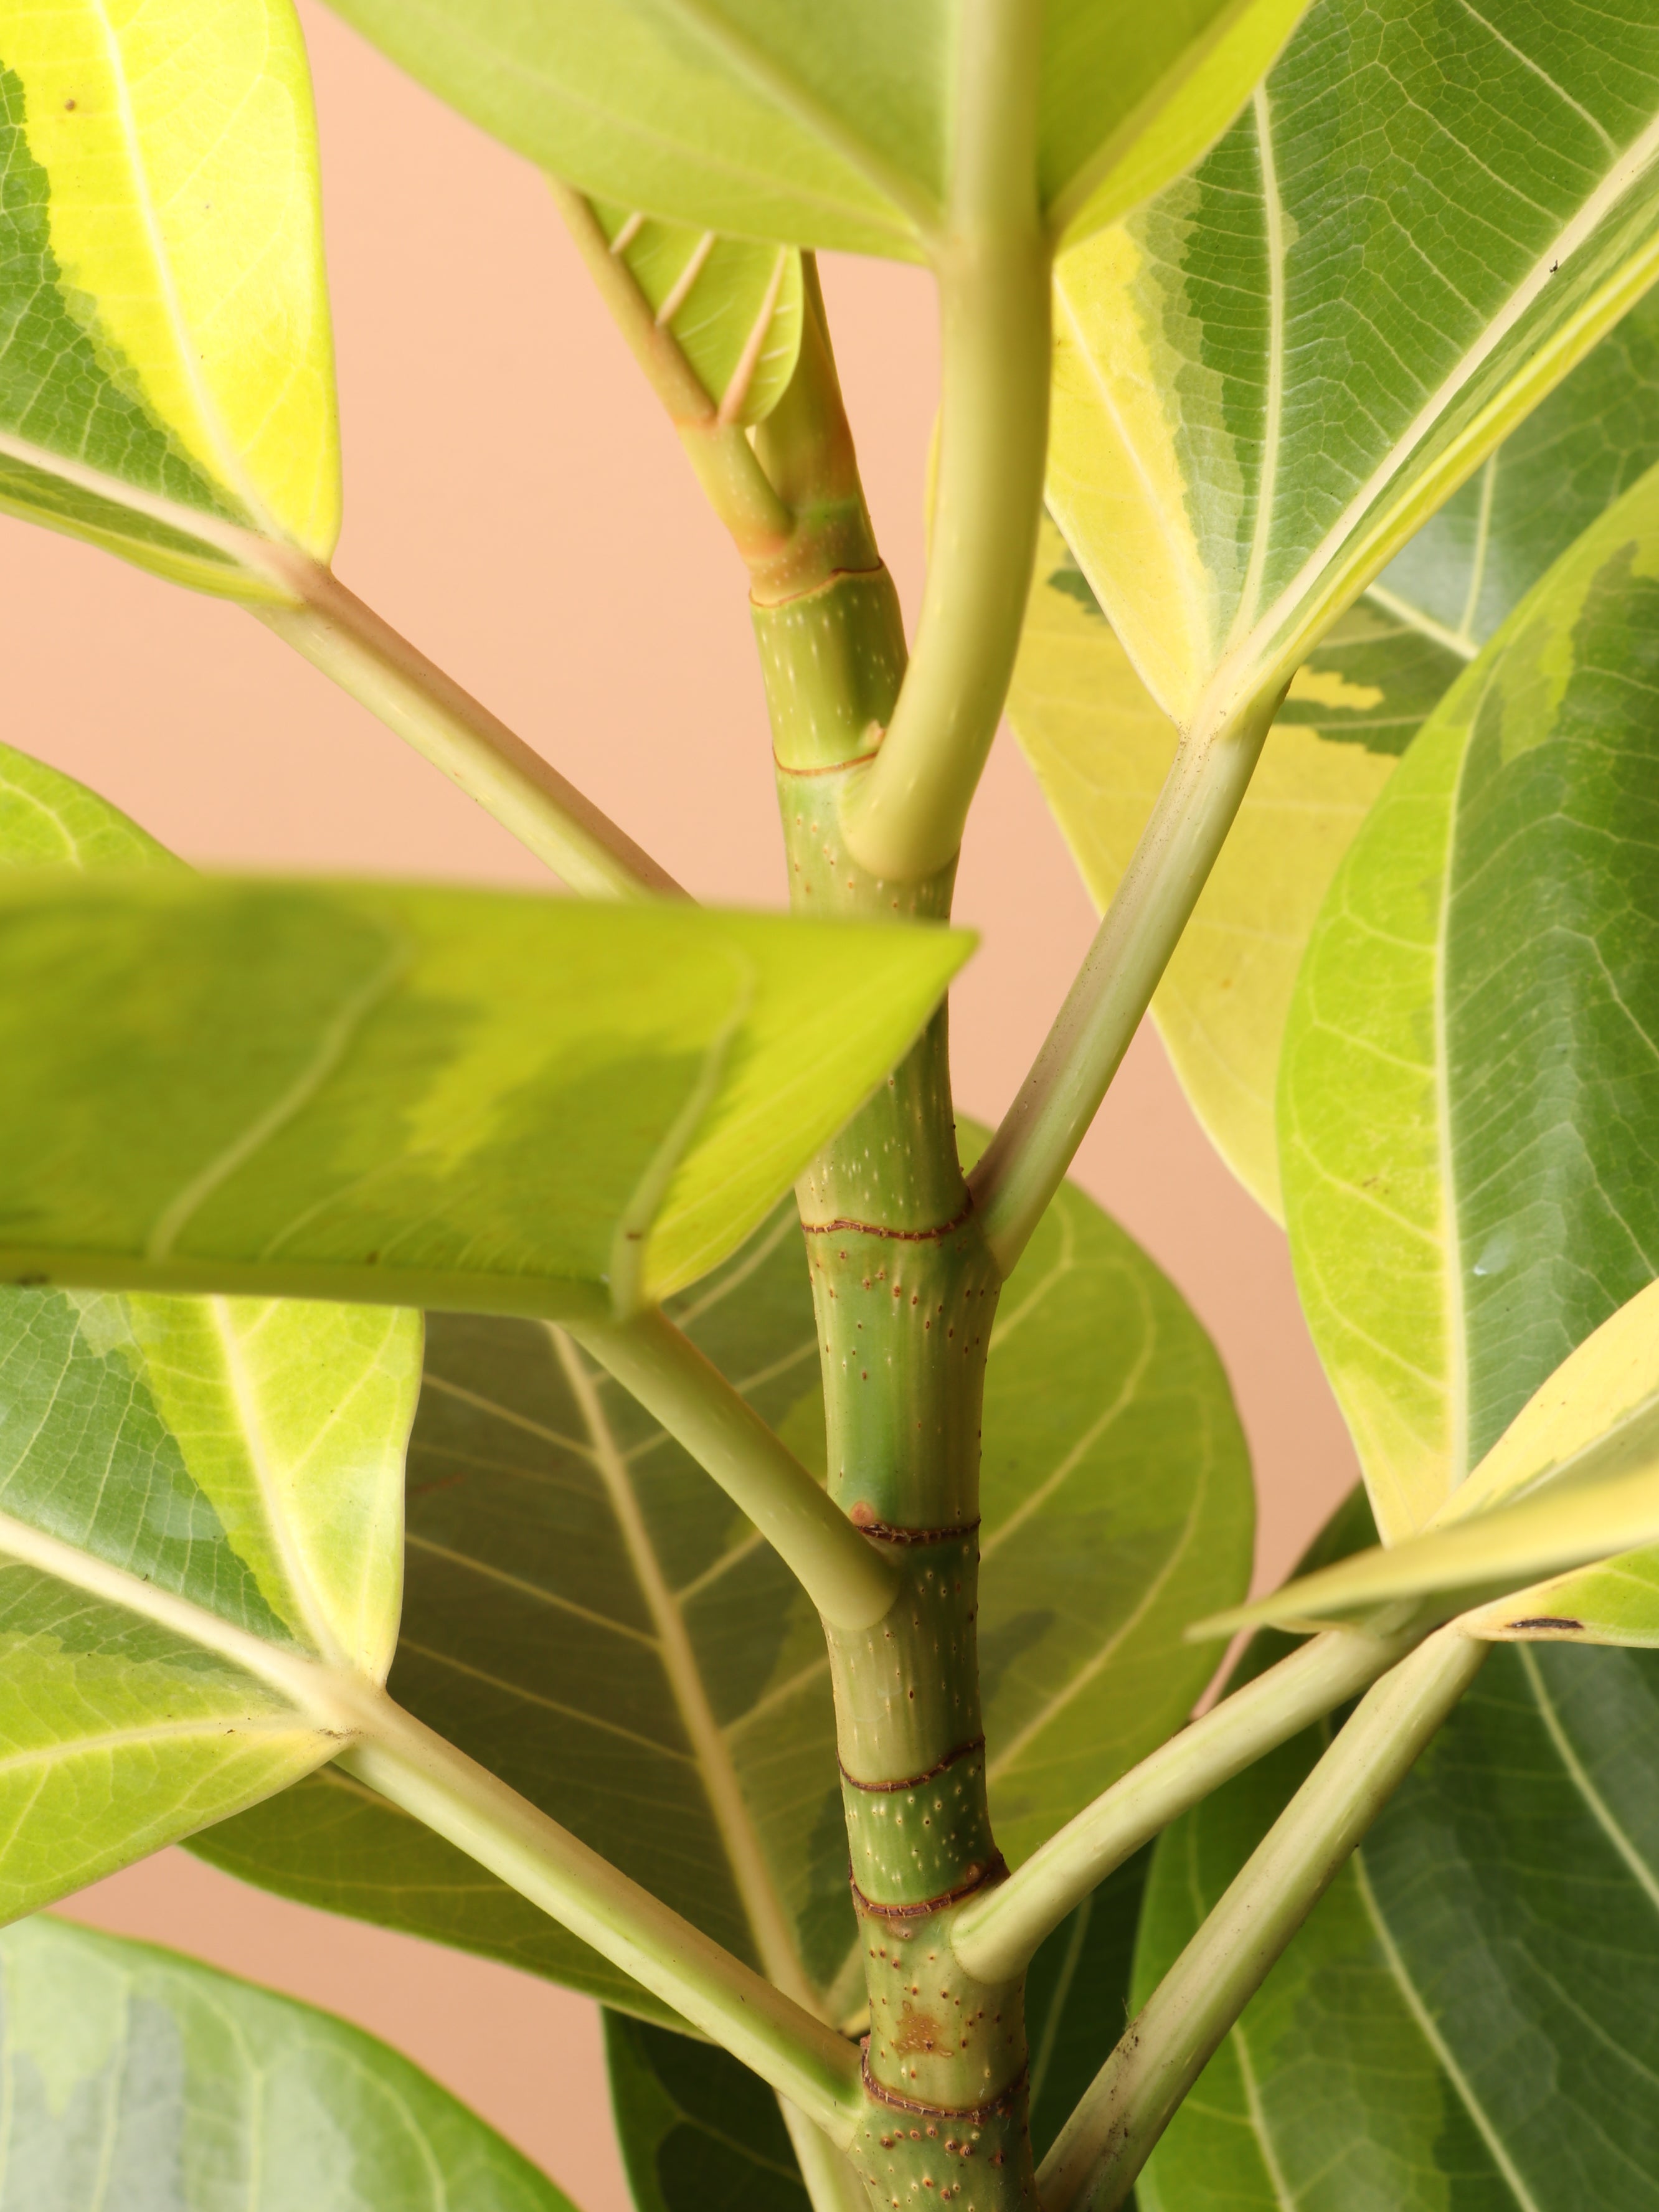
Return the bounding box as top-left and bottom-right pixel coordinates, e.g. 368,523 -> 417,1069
970,686 -> 1282,1275
571,1310 -> 899,1632
1037,1628 -> 1488,2212
951,1627 -> 1418,1984
340,1691 -> 862,2141
838,0 -> 1051,883
778,2106 -> 874,2212
256,567 -> 682,900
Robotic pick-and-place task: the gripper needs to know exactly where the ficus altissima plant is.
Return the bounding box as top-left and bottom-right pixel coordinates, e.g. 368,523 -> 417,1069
9,0 -> 1659,2205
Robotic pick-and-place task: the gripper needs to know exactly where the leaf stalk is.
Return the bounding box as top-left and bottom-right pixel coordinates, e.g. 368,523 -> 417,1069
572,1309 -> 899,1631
837,0 -> 1052,881
951,1625 -> 1418,1984
1037,1627 -> 1488,2212
257,565 -> 682,900
339,1691 -> 863,2142
971,684 -> 1282,1274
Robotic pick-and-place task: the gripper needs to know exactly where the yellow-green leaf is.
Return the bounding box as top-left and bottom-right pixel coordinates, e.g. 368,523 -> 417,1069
1280,457 -> 1659,1553
0,747 -> 422,1922
0,0 -> 338,599
1049,0 -> 1659,755
588,201 -> 803,425
324,0 -> 1305,262
0,874 -> 970,1318
1197,1282 -> 1659,1639
1013,292 -> 1659,1217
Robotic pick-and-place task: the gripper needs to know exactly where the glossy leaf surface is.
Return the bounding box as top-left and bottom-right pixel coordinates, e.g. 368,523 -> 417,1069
196,1160 -> 1249,2022
588,202 -> 803,423
1209,1279 -> 1659,1636
324,0 -> 1303,260
1050,0 -> 1659,760
5,1917 -> 572,2210
0,0 -> 338,600
1011,295 -> 1659,1216
0,749 -> 420,1921
1140,1511 -> 1659,2208
0,876 -> 968,1320
1282,461 -> 1659,1544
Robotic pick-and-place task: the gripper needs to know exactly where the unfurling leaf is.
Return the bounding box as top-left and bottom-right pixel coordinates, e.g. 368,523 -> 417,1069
2,1918 -> 576,2211
588,202 -> 803,424
1010,296 -> 1659,1217
0,876 -> 970,1318
0,0 -> 338,600
1280,457 -> 1659,1551
324,0 -> 1307,261
194,1150 -> 1249,2026
0,747 -> 421,1921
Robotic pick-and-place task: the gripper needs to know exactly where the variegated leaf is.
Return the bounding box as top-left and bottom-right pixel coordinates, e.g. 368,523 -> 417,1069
1011,294 -> 1659,1216
0,0 -> 337,599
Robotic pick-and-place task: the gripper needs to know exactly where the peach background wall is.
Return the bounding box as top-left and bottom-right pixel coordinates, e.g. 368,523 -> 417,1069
32,8 -> 1358,2206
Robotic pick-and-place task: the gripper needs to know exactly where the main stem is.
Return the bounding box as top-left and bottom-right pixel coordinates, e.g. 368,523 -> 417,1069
762,475 -> 1035,2212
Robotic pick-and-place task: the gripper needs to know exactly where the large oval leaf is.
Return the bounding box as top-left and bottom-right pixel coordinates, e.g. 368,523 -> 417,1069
0,748 -> 420,1921
0,1 -> 338,600
1010,293 -> 1659,1217
324,0 -> 1305,260
1050,0 -> 1659,756
0,876 -> 968,1320
1137,1500 -> 1659,2210
193,1159 -> 1249,2028
6,1917 -> 572,2211
1281,460 -> 1659,1544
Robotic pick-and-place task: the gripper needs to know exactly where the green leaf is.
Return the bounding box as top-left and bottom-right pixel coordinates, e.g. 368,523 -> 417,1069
1010,293 -> 1659,1218
1,1916 -> 574,2210
0,749 -> 421,1921
1049,0 -> 1659,759
1282,457 -> 1659,1546
323,0 -> 1303,260
0,875 -> 970,1320
588,201 -> 803,423
192,1147 -> 1249,2026
0,1 -> 339,601
1138,1506 -> 1659,2208
604,2010 -> 813,2212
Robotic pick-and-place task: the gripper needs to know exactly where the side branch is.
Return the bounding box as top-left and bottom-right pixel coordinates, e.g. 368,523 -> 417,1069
1037,1628 -> 1487,2212
572,1309 -> 899,1631
951,1625 -> 1416,1983
257,564 -> 683,902
971,685 -> 1282,1275
837,0 -> 1051,882
341,1692 -> 863,2141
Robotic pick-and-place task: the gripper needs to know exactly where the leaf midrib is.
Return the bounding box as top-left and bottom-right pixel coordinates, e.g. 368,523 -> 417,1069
0,1505 -> 343,1722
87,0 -> 276,537
1198,104 -> 1659,736
1350,1845 -> 1540,2210
551,1326 -> 824,2013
